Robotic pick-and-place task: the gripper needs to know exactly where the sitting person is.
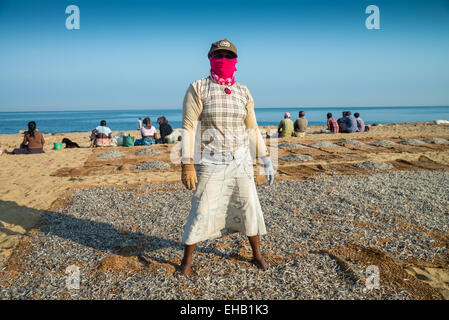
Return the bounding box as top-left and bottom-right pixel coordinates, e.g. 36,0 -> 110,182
90,120 -> 112,147
320,113 -> 339,133
156,116 -> 175,144
294,110 -> 308,137
338,111 -> 358,133
337,113 -> 345,132
354,113 -> 366,132
277,112 -> 294,138
134,117 -> 156,146
4,121 -> 45,154
327,112 -> 339,133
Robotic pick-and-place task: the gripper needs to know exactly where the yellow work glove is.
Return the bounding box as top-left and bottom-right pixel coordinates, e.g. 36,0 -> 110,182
181,162 -> 198,190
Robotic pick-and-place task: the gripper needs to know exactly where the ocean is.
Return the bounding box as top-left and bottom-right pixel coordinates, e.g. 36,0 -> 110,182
0,106 -> 448,134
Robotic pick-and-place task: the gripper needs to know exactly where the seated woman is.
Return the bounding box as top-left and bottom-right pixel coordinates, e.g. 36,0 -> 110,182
134,117 -> 156,146
90,120 -> 112,147
156,116 -> 175,144
4,121 -> 45,154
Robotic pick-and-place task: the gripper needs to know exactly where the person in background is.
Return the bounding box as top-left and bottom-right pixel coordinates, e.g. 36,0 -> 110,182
339,111 -> 358,133
294,110 -> 308,137
277,112 -> 294,138
4,121 -> 45,154
326,113 -> 339,133
137,117 -> 143,131
156,116 -> 175,144
354,113 -> 365,132
90,120 -> 112,147
5,121 -> 45,154
337,112 -> 346,132
134,117 -> 156,145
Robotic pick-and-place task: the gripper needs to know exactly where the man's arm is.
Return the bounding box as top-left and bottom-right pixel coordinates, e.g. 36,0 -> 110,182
181,82 -> 203,164
244,88 -> 268,160
244,87 -> 274,185
180,82 -> 203,190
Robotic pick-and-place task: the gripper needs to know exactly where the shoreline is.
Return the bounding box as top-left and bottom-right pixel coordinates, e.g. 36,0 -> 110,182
0,120 -> 447,143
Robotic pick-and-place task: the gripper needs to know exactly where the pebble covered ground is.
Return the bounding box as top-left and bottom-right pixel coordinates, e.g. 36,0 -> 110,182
97,150 -> 125,159
337,140 -> 367,147
134,160 -> 171,171
1,170 -> 447,300
135,148 -> 163,156
309,141 -> 337,148
352,161 -> 394,171
398,139 -> 426,146
279,154 -> 314,162
422,138 -> 449,145
371,140 -> 399,147
278,143 -> 307,149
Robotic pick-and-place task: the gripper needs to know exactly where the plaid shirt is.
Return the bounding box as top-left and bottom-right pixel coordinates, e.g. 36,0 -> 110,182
327,117 -> 339,133
197,77 -> 249,157
182,76 -> 268,164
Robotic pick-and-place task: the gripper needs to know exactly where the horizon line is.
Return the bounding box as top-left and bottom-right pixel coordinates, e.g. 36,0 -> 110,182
0,105 -> 448,113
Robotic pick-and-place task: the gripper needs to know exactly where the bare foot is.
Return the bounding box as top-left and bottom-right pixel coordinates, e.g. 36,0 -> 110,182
252,256 -> 269,270
175,258 -> 193,277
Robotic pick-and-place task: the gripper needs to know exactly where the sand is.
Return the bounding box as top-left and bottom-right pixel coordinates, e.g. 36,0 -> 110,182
405,266 -> 449,299
0,121 -> 448,298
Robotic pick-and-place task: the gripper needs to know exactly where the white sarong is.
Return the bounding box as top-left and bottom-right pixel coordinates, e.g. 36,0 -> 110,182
182,149 -> 267,245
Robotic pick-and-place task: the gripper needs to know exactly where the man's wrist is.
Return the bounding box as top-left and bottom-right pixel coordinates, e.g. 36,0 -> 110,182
181,157 -> 194,165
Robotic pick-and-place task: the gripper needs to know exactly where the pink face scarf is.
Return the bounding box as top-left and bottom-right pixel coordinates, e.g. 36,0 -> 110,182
209,56 -> 238,86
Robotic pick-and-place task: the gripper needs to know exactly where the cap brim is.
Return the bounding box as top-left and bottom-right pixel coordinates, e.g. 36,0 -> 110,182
208,47 -> 238,57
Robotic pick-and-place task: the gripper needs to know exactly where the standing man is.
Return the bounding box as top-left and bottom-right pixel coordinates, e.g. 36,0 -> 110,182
278,112 -> 294,138
294,110 -> 308,137
179,39 -> 274,276
137,117 -> 143,131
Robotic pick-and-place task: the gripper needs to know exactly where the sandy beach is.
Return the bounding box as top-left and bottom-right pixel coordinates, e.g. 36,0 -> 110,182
0,121 -> 448,299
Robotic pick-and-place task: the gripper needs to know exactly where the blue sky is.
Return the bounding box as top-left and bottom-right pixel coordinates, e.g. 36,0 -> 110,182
0,0 -> 448,111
